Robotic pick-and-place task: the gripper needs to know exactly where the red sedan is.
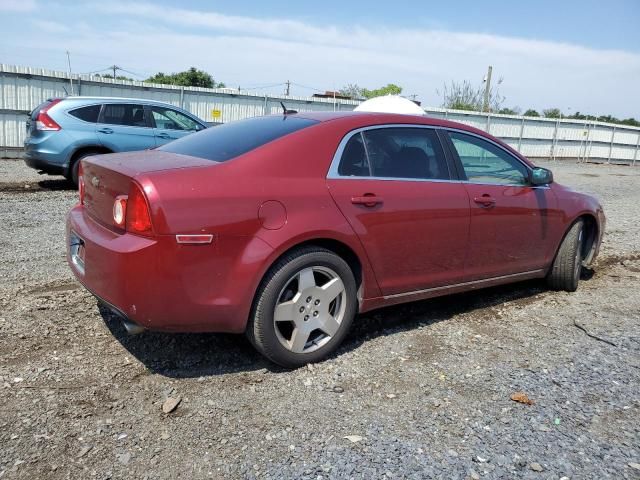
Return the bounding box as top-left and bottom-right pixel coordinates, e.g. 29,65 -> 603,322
66,112 -> 605,367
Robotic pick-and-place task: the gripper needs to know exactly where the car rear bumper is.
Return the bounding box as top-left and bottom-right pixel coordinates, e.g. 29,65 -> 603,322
66,205 -> 272,333
24,155 -> 66,175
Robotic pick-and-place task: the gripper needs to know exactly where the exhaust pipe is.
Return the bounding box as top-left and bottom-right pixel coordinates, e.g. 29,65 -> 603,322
121,317 -> 146,335
97,298 -> 146,335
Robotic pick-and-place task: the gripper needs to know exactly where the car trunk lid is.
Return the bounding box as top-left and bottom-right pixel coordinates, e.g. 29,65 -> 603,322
81,150 -> 215,230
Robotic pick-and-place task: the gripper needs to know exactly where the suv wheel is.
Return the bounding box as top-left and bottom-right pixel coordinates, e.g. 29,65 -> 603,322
69,150 -> 102,186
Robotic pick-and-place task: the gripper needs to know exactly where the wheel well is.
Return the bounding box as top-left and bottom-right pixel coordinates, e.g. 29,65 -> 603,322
70,146 -> 112,166
268,238 -> 363,295
579,214 -> 598,264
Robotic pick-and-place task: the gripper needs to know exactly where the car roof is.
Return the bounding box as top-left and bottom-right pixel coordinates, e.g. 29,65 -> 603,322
58,96 -> 183,107
294,110 -> 489,137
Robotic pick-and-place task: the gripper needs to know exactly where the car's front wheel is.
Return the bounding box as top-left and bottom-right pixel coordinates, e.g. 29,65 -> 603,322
247,246 -> 357,368
547,219 -> 584,292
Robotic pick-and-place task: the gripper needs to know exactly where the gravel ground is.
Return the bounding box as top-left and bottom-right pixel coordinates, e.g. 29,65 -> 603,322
1,159 -> 639,480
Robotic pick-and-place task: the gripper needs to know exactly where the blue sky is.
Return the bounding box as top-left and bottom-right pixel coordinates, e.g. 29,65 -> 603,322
1,0 -> 638,117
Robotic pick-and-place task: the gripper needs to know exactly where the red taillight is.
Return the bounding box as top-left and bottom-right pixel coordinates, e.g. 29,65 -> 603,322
125,182 -> 153,235
113,196 -> 128,228
36,99 -> 62,131
78,161 -> 85,204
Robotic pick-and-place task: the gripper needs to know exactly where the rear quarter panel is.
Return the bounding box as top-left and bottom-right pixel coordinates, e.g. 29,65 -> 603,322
140,120 -> 382,323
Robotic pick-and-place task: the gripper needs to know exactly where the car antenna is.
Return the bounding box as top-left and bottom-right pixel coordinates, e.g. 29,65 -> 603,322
280,101 -> 297,115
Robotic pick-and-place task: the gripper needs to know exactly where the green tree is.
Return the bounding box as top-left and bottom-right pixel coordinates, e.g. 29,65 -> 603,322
146,67 -> 225,88
339,83 -> 403,100
362,83 -> 403,98
497,107 -> 521,115
543,108 -> 562,118
523,109 -> 540,117
96,73 -> 134,81
620,117 -> 640,127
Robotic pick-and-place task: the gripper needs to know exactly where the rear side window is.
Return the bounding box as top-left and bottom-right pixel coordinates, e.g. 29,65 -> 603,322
158,116 -> 318,162
100,104 -> 147,127
337,127 -> 450,180
69,105 -> 101,123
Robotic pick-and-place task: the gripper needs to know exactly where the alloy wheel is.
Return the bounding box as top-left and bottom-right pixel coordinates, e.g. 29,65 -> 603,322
273,266 -> 347,354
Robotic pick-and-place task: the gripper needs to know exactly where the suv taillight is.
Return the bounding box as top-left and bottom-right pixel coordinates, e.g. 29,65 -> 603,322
36,99 -> 62,131
125,182 -> 153,236
78,161 -> 85,204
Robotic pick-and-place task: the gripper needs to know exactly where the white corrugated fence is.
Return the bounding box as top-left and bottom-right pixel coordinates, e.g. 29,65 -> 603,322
1,64 -> 638,165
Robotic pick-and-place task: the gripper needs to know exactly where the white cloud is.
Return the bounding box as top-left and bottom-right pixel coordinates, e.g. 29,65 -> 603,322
31,19 -> 69,34
5,2 -> 640,117
0,0 -> 37,12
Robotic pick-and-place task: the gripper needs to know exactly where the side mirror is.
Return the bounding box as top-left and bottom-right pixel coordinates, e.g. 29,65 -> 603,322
530,167 -> 553,186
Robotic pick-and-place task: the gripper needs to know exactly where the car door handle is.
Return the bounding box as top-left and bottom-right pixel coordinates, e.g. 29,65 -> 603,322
351,195 -> 383,207
157,132 -> 173,139
473,195 -> 496,208
98,128 -> 113,134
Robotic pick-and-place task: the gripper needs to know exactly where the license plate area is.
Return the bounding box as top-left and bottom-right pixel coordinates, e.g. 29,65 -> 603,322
69,231 -> 86,275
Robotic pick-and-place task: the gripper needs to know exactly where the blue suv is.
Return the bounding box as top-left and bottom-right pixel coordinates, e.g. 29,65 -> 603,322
24,96 -> 208,184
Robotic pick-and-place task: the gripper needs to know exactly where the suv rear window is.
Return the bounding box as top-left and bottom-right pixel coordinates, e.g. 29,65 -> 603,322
158,115 -> 318,162
69,105 -> 101,123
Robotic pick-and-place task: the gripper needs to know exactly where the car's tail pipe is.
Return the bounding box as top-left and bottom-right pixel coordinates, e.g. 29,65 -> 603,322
121,317 -> 146,335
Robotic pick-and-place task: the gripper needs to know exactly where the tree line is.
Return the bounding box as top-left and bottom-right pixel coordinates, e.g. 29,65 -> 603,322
96,67 -> 225,89
437,80 -> 639,126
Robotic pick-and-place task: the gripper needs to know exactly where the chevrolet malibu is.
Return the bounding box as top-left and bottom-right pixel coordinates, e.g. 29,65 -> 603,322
66,112 -> 605,367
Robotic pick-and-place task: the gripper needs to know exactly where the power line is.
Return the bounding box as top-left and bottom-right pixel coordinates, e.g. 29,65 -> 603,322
291,82 -> 324,92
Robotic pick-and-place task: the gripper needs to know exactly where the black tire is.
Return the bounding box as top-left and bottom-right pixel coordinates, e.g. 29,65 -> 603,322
547,220 -> 584,292
68,150 -> 102,186
246,246 -> 358,368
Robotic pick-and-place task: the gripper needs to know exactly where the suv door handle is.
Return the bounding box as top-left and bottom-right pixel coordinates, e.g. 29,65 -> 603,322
351,195 -> 383,207
473,195 -> 496,208
157,132 -> 172,139
98,128 -> 113,134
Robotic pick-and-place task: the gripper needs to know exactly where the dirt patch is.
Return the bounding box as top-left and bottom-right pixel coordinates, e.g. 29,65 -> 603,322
1,160 -> 640,479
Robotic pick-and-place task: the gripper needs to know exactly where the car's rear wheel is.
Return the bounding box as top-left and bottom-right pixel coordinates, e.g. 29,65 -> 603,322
246,246 -> 357,368
547,219 -> 584,292
68,150 -> 102,186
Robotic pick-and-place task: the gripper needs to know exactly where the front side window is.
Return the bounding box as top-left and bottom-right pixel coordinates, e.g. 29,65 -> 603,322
337,127 -> 450,180
448,131 -> 528,185
151,106 -> 200,131
100,104 -> 147,127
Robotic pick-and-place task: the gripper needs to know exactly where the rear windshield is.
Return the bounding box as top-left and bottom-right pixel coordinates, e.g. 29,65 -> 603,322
157,115 -> 318,161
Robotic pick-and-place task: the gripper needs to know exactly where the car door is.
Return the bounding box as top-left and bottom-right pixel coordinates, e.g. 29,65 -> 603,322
443,130 -> 558,281
326,126 -> 470,296
149,105 -> 202,146
95,103 -> 155,152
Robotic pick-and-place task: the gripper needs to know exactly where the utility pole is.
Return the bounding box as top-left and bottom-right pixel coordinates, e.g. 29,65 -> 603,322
285,80 -> 290,96
66,51 -> 74,95
109,65 -> 120,79
483,65 -> 493,112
